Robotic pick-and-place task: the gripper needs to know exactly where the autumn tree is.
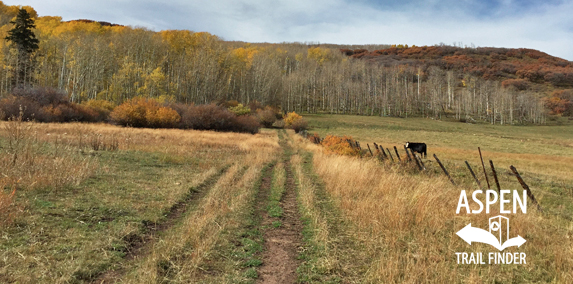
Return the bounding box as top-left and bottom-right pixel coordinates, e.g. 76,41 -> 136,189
5,8 -> 39,87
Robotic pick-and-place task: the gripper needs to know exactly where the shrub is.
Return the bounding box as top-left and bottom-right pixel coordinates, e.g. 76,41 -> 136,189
283,112 -> 303,126
146,106 -> 181,128
0,88 -> 101,123
283,111 -> 308,133
180,103 -> 236,130
0,96 -> 44,121
321,135 -> 361,156
109,98 -> 148,127
234,115 -> 261,134
544,89 -> 573,116
109,97 -> 180,128
12,87 -> 67,106
290,118 -> 308,133
309,133 -> 321,144
180,103 -> 260,133
501,79 -> 529,90
256,107 -> 277,128
228,103 -> 251,116
83,99 -> 116,122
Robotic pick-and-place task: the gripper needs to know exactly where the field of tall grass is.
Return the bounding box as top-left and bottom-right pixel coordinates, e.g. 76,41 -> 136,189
0,120 -> 280,283
1,114 -> 572,283
294,115 -> 573,282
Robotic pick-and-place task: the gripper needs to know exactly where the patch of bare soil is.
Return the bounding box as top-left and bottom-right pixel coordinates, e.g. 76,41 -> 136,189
257,160 -> 303,284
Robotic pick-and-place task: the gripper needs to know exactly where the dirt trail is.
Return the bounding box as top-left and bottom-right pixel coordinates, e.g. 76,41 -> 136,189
92,166 -> 229,284
257,135 -> 303,284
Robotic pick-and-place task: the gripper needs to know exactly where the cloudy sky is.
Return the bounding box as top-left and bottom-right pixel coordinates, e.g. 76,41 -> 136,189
4,0 -> 573,60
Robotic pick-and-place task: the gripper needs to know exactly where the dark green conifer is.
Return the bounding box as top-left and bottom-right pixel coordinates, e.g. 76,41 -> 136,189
5,8 -> 39,87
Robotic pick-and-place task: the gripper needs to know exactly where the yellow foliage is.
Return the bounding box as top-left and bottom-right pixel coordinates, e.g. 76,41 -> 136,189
307,47 -> 332,64
283,111 -> 303,126
228,103 -> 251,116
230,47 -> 259,70
110,97 -> 180,128
321,135 -> 361,156
159,30 -> 194,53
146,106 -> 181,128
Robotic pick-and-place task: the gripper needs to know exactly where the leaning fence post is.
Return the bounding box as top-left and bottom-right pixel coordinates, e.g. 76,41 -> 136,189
373,143 -> 382,160
465,161 -> 482,189
380,145 -> 388,159
417,153 -> 426,169
489,160 -> 501,193
510,165 -> 542,212
393,146 -> 402,162
386,148 -> 395,162
367,144 -> 374,157
410,149 -> 423,170
403,145 -> 412,162
478,147 -> 491,189
434,154 -> 456,186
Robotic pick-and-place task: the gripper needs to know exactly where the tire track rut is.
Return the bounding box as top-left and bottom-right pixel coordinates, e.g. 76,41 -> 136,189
257,132 -> 303,284
92,166 -> 230,284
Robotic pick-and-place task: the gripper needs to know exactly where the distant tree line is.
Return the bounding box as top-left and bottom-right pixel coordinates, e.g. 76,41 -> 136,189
0,3 -> 570,125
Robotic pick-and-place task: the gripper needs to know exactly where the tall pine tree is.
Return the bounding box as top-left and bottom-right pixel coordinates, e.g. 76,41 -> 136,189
5,8 -> 39,88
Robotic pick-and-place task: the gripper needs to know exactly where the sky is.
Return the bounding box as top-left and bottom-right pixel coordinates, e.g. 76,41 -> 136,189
4,0 -> 573,61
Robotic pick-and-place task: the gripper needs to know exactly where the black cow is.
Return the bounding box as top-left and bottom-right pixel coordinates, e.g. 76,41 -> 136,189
406,142 -> 427,158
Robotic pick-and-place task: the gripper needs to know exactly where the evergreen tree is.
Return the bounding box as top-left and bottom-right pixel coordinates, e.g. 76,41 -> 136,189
5,8 -> 39,87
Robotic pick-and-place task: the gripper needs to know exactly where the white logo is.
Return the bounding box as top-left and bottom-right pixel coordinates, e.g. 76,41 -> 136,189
456,215 -> 526,251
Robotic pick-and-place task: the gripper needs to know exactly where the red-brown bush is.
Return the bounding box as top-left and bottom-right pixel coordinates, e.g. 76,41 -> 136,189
501,79 -> 529,90
0,88 -> 100,122
544,89 -> 573,116
256,107 -> 278,128
179,103 -> 260,133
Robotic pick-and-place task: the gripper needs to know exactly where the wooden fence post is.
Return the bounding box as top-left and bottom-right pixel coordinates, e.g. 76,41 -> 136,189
465,161 -> 482,189
380,145 -> 388,159
510,165 -> 542,212
386,148 -> 395,162
403,145 -> 412,162
367,144 -> 373,157
373,143 -> 383,160
411,149 -> 423,170
393,146 -> 402,162
489,160 -> 501,193
479,147 -> 491,189
417,153 -> 426,169
434,154 -> 456,186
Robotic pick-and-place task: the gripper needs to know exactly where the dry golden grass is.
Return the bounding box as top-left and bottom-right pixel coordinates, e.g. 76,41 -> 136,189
123,142 -> 276,283
291,131 -> 573,283
0,122 -> 281,283
0,178 -> 16,228
0,119 -> 96,192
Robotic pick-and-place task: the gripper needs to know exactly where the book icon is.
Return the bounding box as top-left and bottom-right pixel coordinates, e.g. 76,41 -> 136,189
489,215 -> 509,245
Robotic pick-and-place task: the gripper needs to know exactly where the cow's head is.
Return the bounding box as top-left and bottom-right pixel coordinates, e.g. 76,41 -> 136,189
406,142 -> 409,147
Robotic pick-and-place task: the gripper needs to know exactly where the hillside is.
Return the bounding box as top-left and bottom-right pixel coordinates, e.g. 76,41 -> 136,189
0,3 -> 571,124
342,45 -> 573,89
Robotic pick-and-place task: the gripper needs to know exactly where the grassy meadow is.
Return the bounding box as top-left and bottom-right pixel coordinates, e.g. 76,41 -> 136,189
305,114 -> 573,220
0,114 -> 572,283
296,114 -> 573,282
0,120 -> 280,283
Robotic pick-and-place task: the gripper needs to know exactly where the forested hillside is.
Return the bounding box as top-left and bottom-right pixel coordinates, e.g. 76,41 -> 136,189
0,2 -> 571,124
